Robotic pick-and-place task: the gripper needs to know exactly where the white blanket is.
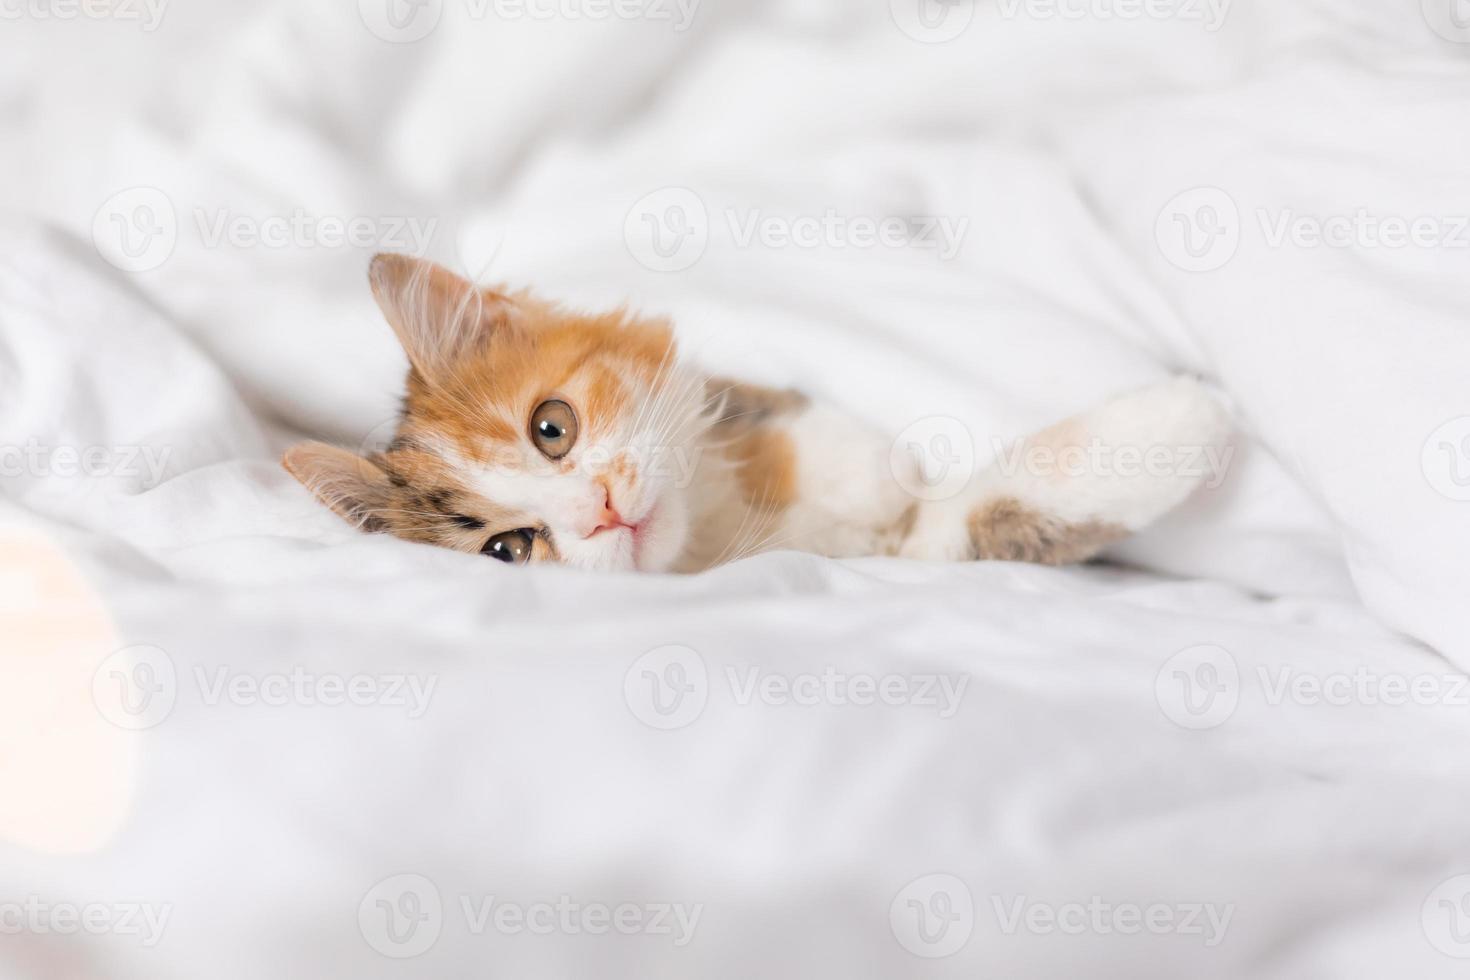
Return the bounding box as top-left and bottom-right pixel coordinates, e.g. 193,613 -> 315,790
4,1 -> 1470,976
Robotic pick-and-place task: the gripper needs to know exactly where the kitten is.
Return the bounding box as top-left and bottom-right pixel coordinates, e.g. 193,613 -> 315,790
283,254 -> 1231,573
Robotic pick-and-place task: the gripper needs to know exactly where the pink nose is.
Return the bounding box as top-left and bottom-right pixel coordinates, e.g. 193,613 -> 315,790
593,504 -> 624,534
586,483 -> 628,537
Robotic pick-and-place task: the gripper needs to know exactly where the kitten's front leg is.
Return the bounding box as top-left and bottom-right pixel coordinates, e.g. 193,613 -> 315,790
899,378 -> 1233,565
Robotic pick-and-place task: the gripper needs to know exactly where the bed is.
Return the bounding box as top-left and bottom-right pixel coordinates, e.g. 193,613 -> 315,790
4,1 -> 1470,976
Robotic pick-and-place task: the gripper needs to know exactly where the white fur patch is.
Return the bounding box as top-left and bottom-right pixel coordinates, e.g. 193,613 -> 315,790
765,405 -> 915,559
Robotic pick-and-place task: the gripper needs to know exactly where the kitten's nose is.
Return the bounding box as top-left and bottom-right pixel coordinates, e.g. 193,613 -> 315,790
586,483 -> 628,537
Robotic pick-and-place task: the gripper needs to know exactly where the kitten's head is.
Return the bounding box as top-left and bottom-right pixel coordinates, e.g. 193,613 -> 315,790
284,254 -> 712,572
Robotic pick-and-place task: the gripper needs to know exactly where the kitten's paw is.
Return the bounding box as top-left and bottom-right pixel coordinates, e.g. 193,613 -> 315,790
897,498 -> 976,562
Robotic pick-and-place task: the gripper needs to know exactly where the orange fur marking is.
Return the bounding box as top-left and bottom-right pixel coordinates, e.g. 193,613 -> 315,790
729,427 -> 798,511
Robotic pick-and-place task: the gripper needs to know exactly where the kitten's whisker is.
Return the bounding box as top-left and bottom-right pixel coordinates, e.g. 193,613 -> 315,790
728,518 -> 812,565
641,327 -> 724,448
707,484 -> 770,571
634,324 -> 706,444
648,353 -> 706,446
650,362 -> 714,450
721,492 -> 786,567
712,480 -> 791,570
630,332 -> 681,438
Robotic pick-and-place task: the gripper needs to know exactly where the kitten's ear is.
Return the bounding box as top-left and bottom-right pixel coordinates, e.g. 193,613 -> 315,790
368,253 -> 512,376
282,441 -> 394,533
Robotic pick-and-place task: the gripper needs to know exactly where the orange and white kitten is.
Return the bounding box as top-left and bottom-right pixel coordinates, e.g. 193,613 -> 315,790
284,254 -> 1231,573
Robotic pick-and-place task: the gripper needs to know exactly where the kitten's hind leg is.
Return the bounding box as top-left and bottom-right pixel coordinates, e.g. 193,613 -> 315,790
899,377 -> 1233,565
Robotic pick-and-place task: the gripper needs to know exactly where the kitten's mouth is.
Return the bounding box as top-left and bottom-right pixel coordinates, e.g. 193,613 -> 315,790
628,502 -> 660,567
588,501 -> 659,568
590,515 -> 645,553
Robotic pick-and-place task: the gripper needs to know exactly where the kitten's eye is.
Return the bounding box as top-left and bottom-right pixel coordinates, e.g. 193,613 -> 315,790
481,529 -> 534,564
530,399 -> 578,460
